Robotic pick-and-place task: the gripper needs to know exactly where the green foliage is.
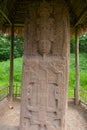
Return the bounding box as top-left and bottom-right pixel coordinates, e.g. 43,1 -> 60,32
80,73 -> 87,90
79,53 -> 87,91
68,89 -> 75,98
70,33 -> 87,53
68,53 -> 87,100
0,35 -> 24,61
69,53 -> 87,97
79,34 -> 87,53
69,53 -> 87,89
69,53 -> 76,88
0,35 -> 10,61
14,36 -> 24,57
14,58 -> 23,85
0,59 -> 10,87
0,58 -> 22,87
80,89 -> 87,103
70,37 -> 75,53
0,54 -> 87,100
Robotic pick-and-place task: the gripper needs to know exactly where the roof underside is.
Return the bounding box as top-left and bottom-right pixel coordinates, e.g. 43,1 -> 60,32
0,0 -> 87,34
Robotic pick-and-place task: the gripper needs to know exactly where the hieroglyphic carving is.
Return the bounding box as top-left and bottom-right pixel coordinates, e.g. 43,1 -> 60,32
24,4 -> 38,56
20,0 -> 70,130
52,2 -> 69,57
24,0 -> 69,58
21,59 -> 66,130
36,0 -> 54,58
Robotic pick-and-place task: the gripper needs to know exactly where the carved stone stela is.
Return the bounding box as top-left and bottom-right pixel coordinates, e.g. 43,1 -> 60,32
20,1 -> 70,130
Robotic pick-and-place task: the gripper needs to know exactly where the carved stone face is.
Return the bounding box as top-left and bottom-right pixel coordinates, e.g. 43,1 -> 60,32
38,40 -> 51,56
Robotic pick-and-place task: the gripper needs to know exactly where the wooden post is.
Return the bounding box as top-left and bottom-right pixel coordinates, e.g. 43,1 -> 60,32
75,27 -> 80,105
9,24 -> 14,101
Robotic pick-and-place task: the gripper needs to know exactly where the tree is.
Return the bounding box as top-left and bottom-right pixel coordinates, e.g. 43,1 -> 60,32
0,35 -> 24,61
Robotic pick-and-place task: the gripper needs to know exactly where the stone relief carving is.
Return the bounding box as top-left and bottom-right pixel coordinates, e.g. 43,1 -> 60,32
24,0 -> 69,58
20,1 -> 69,130
36,0 -> 54,58
22,60 -> 66,130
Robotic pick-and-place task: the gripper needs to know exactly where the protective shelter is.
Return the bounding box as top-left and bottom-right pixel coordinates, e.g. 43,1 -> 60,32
0,0 -> 87,130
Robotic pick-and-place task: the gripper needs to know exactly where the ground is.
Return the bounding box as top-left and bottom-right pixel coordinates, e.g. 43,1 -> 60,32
0,99 -> 87,130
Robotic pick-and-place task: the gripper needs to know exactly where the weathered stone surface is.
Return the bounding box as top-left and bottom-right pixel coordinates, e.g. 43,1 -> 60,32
20,0 -> 70,130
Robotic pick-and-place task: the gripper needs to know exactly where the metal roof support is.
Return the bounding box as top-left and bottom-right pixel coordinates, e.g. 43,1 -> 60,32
75,27 -> 80,105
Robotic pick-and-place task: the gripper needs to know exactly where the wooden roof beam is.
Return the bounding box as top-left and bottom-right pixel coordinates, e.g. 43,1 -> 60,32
0,9 -> 12,26
14,23 -> 24,27
64,0 -> 78,25
0,0 -> 3,5
75,6 -> 87,27
5,23 -> 24,27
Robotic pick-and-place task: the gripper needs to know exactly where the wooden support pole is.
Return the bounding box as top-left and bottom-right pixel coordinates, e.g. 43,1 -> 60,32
9,24 -> 14,101
75,27 -> 80,105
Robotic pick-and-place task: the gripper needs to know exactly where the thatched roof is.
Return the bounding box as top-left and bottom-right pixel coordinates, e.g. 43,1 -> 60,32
0,0 -> 87,35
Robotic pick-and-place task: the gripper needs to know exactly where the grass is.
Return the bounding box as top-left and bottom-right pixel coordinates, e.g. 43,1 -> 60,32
0,60 -> 9,87
68,53 -> 87,100
0,86 -> 9,100
0,53 -> 87,101
68,53 -> 87,90
0,58 -> 23,87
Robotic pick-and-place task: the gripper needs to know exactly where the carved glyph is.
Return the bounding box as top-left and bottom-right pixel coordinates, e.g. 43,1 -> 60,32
37,1 -> 54,57
20,59 -> 67,130
24,0 -> 69,58
20,0 -> 70,130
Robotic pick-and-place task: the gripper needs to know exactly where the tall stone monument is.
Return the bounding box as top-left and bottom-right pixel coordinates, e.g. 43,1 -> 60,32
20,0 -> 70,130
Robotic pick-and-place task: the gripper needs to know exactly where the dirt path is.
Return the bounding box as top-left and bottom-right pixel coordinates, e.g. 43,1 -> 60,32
67,103 -> 87,130
0,101 -> 87,130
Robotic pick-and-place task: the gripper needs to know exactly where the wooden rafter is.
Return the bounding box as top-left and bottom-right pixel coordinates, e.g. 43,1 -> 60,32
75,6 -> 87,26
14,24 -> 24,27
0,0 -> 8,10
64,0 -> 77,25
0,0 -> 12,25
84,0 -> 87,3
7,0 -> 17,23
0,0 -> 87,34
9,1 -> 27,24
0,9 -> 12,25
0,0 -> 3,5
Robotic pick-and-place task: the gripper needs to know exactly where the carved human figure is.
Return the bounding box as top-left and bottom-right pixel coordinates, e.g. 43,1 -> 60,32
37,0 -> 54,57
20,1 -> 70,130
23,63 -> 64,130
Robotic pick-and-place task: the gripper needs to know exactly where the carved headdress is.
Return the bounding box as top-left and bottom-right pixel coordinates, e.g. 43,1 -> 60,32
38,0 -> 52,16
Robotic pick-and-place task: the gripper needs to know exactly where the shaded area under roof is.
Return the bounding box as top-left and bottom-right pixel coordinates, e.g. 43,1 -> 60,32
0,0 -> 87,35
